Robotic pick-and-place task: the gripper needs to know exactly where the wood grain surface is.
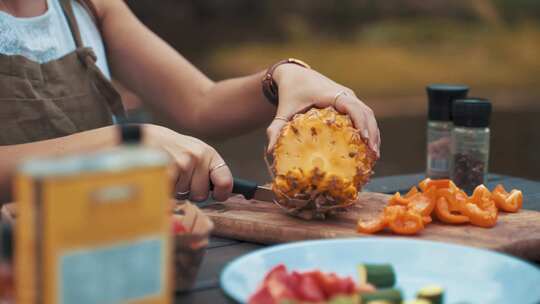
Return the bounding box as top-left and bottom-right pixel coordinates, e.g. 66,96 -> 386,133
202,192 -> 540,261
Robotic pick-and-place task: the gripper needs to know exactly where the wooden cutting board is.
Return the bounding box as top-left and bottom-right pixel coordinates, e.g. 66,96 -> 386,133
202,192 -> 540,261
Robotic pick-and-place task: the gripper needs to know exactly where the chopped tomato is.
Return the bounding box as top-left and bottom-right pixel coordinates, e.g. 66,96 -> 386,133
311,271 -> 357,298
248,265 -> 359,304
172,219 -> 187,234
434,197 -> 469,224
265,265 -> 297,301
492,184 -> 523,213
248,285 -> 274,304
295,273 -> 325,302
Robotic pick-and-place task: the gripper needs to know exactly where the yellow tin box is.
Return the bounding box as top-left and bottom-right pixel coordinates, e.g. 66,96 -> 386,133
15,146 -> 171,304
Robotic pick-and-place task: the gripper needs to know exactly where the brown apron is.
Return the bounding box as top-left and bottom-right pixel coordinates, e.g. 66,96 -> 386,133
0,0 -> 125,146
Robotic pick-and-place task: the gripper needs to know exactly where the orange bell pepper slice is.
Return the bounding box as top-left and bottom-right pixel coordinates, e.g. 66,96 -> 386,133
492,184 -> 523,213
434,197 -> 469,224
460,201 -> 498,228
470,184 -> 491,203
460,185 -> 498,228
388,193 -> 410,206
419,178 -> 458,192
387,207 -> 424,235
357,217 -> 386,234
405,186 -> 419,198
436,187 -> 468,211
383,205 -> 406,221
418,178 -> 431,192
389,186 -> 436,217
407,186 -> 437,216
388,186 -> 420,206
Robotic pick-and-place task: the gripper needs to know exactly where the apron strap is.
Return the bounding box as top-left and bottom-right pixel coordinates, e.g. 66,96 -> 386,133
59,0 -> 84,49
77,0 -> 100,28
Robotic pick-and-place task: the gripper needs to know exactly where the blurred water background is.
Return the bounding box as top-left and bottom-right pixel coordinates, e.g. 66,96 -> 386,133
127,0 -> 540,183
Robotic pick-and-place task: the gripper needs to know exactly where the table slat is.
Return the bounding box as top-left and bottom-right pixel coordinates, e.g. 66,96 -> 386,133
176,288 -> 236,304
208,236 -> 240,249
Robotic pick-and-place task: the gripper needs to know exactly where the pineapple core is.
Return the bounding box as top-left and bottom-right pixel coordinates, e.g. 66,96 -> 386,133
272,107 -> 375,207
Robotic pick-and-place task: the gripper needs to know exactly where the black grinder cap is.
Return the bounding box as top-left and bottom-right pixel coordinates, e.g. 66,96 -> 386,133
427,84 -> 469,121
453,98 -> 492,128
120,124 -> 142,144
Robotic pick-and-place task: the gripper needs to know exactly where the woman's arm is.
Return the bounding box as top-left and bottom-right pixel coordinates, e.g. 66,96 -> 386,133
96,0 -> 275,138
0,125 -> 234,204
0,127 -> 118,203
95,0 -> 380,154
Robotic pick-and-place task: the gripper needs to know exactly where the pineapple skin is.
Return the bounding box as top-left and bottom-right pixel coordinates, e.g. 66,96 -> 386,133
271,107 -> 376,219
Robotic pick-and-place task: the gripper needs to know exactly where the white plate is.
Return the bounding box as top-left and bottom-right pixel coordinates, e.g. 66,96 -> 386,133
221,238 -> 540,304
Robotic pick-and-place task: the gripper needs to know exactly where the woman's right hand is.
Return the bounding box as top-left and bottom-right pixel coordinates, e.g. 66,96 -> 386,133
142,124 -> 233,202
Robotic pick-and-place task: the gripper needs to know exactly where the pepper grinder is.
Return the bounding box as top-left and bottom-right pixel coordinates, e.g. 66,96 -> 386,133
450,98 -> 492,194
426,84 -> 469,179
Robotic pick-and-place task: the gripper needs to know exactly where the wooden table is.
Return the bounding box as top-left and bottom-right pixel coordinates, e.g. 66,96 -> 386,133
176,173 -> 540,303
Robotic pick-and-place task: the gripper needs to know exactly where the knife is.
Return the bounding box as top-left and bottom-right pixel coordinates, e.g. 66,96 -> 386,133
211,177 -> 276,202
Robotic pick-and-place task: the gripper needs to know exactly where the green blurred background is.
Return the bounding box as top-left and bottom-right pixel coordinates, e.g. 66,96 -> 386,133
127,0 -> 540,183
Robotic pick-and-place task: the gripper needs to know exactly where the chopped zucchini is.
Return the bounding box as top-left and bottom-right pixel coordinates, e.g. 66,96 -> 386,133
417,284 -> 444,304
360,288 -> 402,304
357,264 -> 396,288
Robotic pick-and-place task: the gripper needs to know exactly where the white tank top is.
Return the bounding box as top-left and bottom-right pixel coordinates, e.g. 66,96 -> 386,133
0,0 -> 110,78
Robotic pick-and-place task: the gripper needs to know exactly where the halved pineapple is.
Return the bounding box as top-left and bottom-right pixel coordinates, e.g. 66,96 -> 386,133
271,107 -> 376,219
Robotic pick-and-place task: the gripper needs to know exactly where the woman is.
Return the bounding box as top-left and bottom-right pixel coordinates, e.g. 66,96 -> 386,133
0,0 -> 380,203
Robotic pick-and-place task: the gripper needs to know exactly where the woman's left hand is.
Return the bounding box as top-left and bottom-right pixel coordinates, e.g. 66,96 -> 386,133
266,64 -> 381,158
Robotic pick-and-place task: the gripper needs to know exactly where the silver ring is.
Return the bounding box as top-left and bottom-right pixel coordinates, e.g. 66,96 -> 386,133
210,162 -> 227,174
175,190 -> 190,200
332,90 -> 348,107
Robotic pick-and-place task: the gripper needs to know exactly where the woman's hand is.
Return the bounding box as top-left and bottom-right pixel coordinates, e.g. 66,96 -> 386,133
266,64 -> 381,158
143,124 -> 233,202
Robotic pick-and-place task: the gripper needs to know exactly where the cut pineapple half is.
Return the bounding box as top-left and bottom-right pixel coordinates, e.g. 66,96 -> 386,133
271,107 -> 376,219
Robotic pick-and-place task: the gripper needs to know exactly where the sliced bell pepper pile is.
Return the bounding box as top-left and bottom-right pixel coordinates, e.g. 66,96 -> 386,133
357,178 -> 523,235
358,189 -> 432,235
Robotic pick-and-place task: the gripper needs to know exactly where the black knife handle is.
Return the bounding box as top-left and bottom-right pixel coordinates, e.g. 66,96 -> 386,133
210,177 -> 258,200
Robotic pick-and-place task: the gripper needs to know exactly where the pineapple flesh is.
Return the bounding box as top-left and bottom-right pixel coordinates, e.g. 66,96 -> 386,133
271,107 -> 376,219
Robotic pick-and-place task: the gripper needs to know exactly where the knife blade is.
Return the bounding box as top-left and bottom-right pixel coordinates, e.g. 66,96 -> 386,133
210,177 -> 276,202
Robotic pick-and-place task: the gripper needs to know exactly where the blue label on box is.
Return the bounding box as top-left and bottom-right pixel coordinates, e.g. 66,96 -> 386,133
59,237 -> 165,304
